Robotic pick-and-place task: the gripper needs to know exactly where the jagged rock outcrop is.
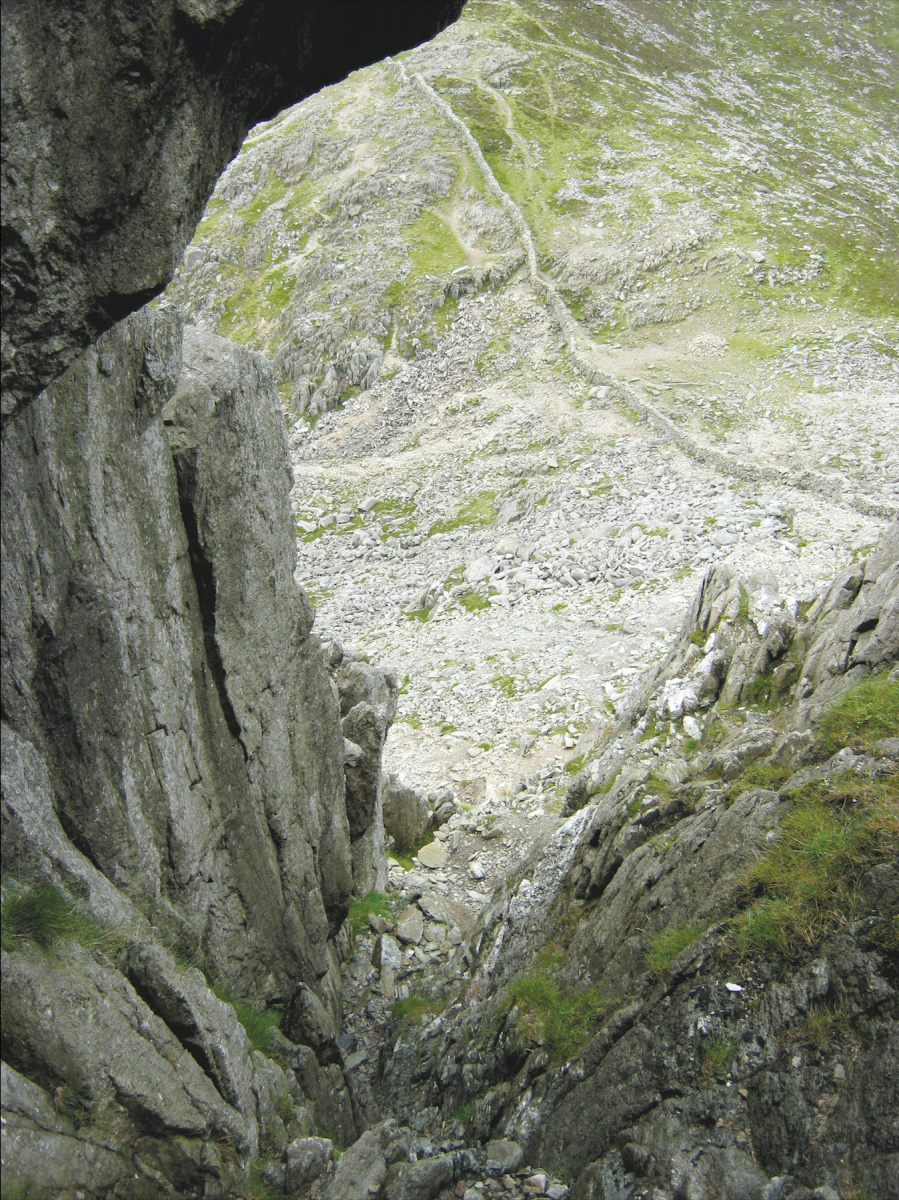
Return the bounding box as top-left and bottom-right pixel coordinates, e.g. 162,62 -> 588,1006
2,311 -> 352,1005
372,524 -> 898,1200
334,650 -> 399,895
2,2 -> 470,1187
1,0 -> 466,421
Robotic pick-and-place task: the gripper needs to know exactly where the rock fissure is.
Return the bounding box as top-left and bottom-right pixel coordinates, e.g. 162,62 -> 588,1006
175,452 -> 248,760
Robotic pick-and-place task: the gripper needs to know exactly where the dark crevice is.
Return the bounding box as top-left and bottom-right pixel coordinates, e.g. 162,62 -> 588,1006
126,972 -> 225,1103
56,807 -> 105,875
174,453 -> 247,760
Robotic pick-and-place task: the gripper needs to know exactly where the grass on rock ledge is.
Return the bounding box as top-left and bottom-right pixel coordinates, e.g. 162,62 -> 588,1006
209,985 -> 283,1054
731,775 -> 898,961
814,672 -> 898,759
730,673 -> 899,963
645,921 -> 712,976
348,891 -> 393,940
0,883 -> 127,956
508,971 -> 610,1064
0,879 -> 287,1061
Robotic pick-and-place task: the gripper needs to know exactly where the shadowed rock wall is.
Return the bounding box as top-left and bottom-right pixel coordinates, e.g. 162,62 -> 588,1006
1,0 -> 466,421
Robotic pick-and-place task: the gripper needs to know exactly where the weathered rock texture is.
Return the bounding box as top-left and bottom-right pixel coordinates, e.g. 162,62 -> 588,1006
1,0 -> 466,421
2,311 -> 353,1006
383,773 -> 431,854
374,524 -> 899,1200
1,3 -> 470,1186
337,654 -> 399,894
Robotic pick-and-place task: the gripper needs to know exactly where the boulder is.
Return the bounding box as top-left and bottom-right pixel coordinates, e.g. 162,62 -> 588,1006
286,1136 -> 333,1192
382,1155 -> 455,1200
486,1139 -> 524,1172
417,894 -> 474,933
417,841 -> 448,869
465,555 -> 496,584
373,935 -> 404,973
395,905 -> 425,945
324,1120 -> 412,1200
383,773 -> 430,853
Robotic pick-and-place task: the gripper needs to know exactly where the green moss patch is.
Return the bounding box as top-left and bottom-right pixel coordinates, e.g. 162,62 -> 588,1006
508,972 -> 610,1064
645,921 -> 711,976
731,777 -> 898,961
459,591 -> 490,613
429,490 -> 496,535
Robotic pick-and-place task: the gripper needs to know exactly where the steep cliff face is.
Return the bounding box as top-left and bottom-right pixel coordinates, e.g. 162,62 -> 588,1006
2,309 -> 353,1005
1,0 -> 466,421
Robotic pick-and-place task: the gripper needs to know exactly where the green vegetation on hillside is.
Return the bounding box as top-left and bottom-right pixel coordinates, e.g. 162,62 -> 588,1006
730,675 -> 899,961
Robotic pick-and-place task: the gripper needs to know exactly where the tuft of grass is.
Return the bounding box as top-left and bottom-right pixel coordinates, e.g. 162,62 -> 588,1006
725,758 -> 791,801
815,673 -> 899,759
459,590 -> 490,613
348,891 -> 392,940
645,921 -> 711,976
508,973 -> 609,1063
389,993 -> 442,1029
210,985 -> 282,1054
793,1001 -> 855,1053
731,778 -> 898,961
50,1082 -> 95,1130
1,882 -> 127,956
1,886 -> 78,950
453,1100 -> 477,1124
701,1036 -> 736,1080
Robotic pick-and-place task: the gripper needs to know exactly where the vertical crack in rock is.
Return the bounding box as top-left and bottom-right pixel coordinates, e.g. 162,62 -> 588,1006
175,452 -> 247,761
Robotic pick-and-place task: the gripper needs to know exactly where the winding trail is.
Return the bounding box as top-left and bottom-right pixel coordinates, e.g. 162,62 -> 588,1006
389,59 -> 894,521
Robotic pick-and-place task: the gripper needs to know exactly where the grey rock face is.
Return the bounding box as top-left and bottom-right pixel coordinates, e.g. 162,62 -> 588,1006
383,772 -> 430,853
1,0 -> 467,419
281,982 -> 340,1066
336,658 -> 398,895
0,1061 -> 131,1195
1,311 -> 351,1005
794,519 -> 899,724
1,939 -> 254,1163
372,526 -> 897,1200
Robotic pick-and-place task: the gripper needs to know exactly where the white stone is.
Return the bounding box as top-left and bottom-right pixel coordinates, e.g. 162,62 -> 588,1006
417,840 -> 447,869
